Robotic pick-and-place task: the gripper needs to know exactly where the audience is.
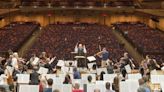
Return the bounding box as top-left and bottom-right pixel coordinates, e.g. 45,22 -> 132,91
26,24 -> 127,63
114,22 -> 164,65
0,21 -> 40,52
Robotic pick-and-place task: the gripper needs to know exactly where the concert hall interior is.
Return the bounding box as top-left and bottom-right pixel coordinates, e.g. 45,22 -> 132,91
0,0 -> 164,92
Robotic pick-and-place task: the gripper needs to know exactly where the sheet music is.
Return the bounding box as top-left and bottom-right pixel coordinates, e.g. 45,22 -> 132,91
120,82 -> 128,92
103,74 -> 117,83
43,74 -> 56,80
128,73 -> 142,80
151,75 -> 164,84
19,85 -> 39,92
81,74 -> 96,84
87,56 -> 96,62
38,67 -> 48,74
126,80 -> 139,92
49,57 -> 56,64
87,62 -> 96,69
6,66 -> 14,75
55,74 -> 73,84
74,56 -> 85,59
65,60 -> 76,67
151,69 -> 157,75
87,84 -> 105,92
16,74 -> 30,84
96,68 -> 107,75
61,66 -> 73,74
53,84 -> 72,92
125,64 -> 132,73
160,82 -> 164,92
32,57 -> 39,65
120,80 -> 139,92
161,66 -> 164,71
57,60 -> 65,67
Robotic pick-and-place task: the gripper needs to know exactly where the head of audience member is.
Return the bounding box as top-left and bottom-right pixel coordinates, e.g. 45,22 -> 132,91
47,78 -> 53,87
87,75 -> 92,83
113,76 -> 119,86
112,76 -> 120,92
63,74 -> 71,84
105,82 -> 111,90
94,89 -> 100,92
74,83 -> 80,89
73,67 -> 81,79
138,78 -> 145,86
53,89 -> 60,92
73,67 -> 78,72
142,76 -> 149,83
100,71 -> 105,80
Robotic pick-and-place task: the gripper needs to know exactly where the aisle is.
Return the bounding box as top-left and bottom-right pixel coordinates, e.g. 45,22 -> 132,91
18,27 -> 44,57
111,29 -> 144,66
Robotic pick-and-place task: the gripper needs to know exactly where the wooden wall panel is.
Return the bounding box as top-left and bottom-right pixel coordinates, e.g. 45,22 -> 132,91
0,12 -> 163,32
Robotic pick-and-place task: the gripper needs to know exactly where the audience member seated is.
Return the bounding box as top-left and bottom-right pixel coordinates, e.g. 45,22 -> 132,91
73,67 -> 81,79
43,78 -> 53,92
72,83 -> 84,92
94,89 -> 100,92
87,75 -> 92,83
105,82 -> 115,92
53,89 -> 60,92
112,76 -> 119,92
63,74 -> 72,84
137,78 -> 151,92
99,71 -> 105,80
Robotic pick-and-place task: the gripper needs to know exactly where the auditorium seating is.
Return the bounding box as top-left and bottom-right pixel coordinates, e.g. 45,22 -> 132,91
114,22 -> 164,64
20,0 -> 134,7
0,21 -> 40,52
26,23 -> 127,62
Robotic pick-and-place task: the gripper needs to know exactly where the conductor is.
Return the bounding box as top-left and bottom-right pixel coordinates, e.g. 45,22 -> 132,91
74,42 -> 87,67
